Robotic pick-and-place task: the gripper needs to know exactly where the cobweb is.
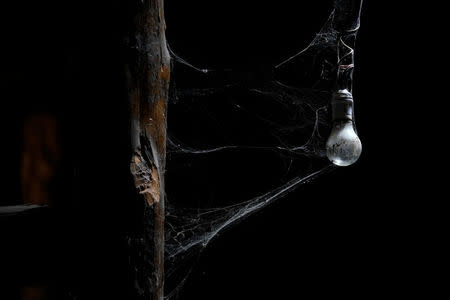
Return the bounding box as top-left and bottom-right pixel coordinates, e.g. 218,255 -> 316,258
153,2 -> 360,298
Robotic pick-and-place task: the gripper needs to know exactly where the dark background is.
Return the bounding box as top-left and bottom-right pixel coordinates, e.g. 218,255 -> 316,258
0,1 -> 427,299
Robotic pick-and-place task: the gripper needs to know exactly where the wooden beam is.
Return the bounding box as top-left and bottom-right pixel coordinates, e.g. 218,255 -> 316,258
126,1 -> 170,299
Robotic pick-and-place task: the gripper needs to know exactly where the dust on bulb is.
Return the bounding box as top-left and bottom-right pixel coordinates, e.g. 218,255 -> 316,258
326,120 -> 362,167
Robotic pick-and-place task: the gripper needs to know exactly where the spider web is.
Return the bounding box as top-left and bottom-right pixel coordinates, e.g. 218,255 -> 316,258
134,2 -> 361,298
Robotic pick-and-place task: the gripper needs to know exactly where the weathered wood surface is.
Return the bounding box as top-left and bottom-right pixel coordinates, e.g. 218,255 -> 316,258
126,1 -> 170,299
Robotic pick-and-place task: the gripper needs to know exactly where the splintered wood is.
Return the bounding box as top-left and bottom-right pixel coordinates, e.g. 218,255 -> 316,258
131,150 -> 160,206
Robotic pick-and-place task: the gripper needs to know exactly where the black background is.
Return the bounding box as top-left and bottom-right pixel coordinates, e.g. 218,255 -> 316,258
0,1 -> 430,299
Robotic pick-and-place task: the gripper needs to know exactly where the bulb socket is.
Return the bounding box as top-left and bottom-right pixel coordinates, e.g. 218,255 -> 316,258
331,89 -> 354,122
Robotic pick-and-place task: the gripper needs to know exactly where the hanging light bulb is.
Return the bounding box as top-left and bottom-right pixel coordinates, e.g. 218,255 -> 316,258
326,89 -> 362,166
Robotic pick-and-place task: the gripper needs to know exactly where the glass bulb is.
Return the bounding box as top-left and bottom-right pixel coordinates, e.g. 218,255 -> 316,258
326,120 -> 362,166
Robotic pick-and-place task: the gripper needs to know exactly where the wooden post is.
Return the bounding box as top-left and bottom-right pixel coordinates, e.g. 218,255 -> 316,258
126,1 -> 170,299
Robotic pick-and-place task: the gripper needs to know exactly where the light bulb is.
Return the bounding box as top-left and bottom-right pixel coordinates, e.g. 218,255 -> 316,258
326,89 -> 362,167
326,120 -> 362,166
